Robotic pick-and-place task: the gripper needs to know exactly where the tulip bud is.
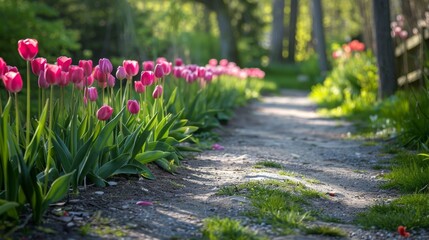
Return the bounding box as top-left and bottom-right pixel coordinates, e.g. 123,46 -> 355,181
152,85 -> 163,99
208,59 -> 218,66
140,71 -> 155,86
69,65 -> 84,84
123,60 -> 139,78
142,61 -> 154,71
219,59 -> 228,67
44,64 -> 62,85
96,105 -> 113,121
154,64 -> 164,79
79,60 -> 93,77
87,87 -> 98,102
175,58 -> 183,66
116,66 -> 127,80
2,71 -> 23,93
99,58 -> 113,74
17,38 -> 38,61
0,57 -> 7,77
31,57 -> 47,76
127,100 -> 140,114
107,74 -> 115,87
134,81 -> 145,93
57,56 -> 72,72
38,69 -> 49,89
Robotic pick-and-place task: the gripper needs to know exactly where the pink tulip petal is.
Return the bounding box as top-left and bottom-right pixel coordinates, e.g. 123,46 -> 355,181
136,201 -> 153,206
212,143 -> 224,150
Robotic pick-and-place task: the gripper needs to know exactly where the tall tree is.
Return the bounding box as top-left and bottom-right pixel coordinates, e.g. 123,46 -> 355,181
310,0 -> 329,74
358,0 -> 374,52
372,0 -> 397,98
287,0 -> 298,63
194,0 -> 239,63
270,0 -> 285,63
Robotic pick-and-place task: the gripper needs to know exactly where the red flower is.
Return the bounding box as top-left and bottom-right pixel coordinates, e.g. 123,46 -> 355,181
78,60 -> 93,77
96,105 -> 113,121
31,57 -> 47,76
0,57 -> 7,77
44,64 -> 62,85
123,60 -> 139,78
69,65 -> 84,84
17,38 -> 38,61
140,71 -> 154,86
3,71 -> 23,93
398,226 -> 410,238
57,56 -> 72,72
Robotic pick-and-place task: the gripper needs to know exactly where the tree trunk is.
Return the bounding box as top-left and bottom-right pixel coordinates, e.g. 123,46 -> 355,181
270,0 -> 285,63
372,0 -> 397,99
287,0 -> 298,63
310,0 -> 329,74
358,0 -> 374,52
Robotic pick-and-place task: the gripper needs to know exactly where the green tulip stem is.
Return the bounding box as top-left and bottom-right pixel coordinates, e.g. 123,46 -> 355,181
44,85 -> 54,194
14,93 -> 19,142
119,80 -> 123,135
26,61 -> 30,147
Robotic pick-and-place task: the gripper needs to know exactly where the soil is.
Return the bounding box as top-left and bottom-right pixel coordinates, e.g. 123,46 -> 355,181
10,90 -> 429,240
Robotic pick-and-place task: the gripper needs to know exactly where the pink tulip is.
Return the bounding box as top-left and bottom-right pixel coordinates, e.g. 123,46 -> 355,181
142,61 -> 154,71
0,57 -> 7,77
219,59 -> 228,67
93,65 -> 107,83
399,30 -> 408,39
44,64 -> 62,85
96,105 -> 113,121
156,57 -> 167,64
152,85 -> 163,99
154,64 -> 164,79
99,58 -> 113,74
204,72 -> 213,82
175,58 -> 183,66
160,61 -> 171,75
58,71 -> 70,87
86,74 -> 95,86
134,81 -> 145,93
140,71 -> 155,86
31,57 -> 47,76
173,67 -> 183,78
197,67 -> 206,78
136,201 -> 153,206
69,65 -> 84,84
107,74 -> 115,87
38,70 -> 49,89
116,66 -> 127,80
78,60 -> 93,77
3,71 -> 23,93
7,66 -> 18,73
17,38 -> 38,61
57,56 -> 72,72
127,100 -> 140,114
123,60 -> 139,78
208,59 -> 218,66
74,78 -> 85,90
87,87 -> 98,101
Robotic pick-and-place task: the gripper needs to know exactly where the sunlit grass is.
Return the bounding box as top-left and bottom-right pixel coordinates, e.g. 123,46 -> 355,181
254,161 -> 283,169
304,225 -> 347,237
356,194 -> 429,230
201,217 -> 265,240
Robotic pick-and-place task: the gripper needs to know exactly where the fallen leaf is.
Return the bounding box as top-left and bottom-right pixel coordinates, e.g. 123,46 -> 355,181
212,143 -> 224,150
136,201 -> 153,206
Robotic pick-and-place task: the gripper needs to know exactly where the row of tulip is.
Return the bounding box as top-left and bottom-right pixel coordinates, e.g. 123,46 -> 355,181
0,38 -> 265,228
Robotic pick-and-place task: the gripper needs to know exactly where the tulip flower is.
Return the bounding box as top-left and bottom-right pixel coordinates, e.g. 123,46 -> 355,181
197,67 -> 206,78
204,72 -> 213,82
2,71 -> 23,93
57,56 -> 72,72
123,60 -> 139,78
173,67 -> 183,78
152,85 -> 163,99
140,71 -> 154,86
99,58 -> 113,74
219,59 -> 228,67
17,38 -> 38,61
38,70 -> 49,89
96,105 -> 113,121
0,57 -> 7,77
154,64 -> 164,79
127,100 -> 140,114
107,74 -> 115,88
7,66 -> 18,73
31,57 -> 47,76
116,66 -> 127,80
69,65 -> 84,84
79,60 -> 93,77
87,87 -> 98,102
159,61 -> 171,75
175,58 -> 183,66
93,65 -> 107,83
142,61 -> 154,71
86,75 -> 95,86
58,71 -> 70,87
208,58 -> 218,66
44,64 -> 62,85
134,81 -> 145,93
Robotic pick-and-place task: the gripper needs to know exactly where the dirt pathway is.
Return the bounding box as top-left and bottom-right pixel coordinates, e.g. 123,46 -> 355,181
32,90 -> 399,239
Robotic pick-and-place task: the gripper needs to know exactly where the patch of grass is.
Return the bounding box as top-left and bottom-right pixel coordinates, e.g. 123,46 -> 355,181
278,170 -> 297,177
201,217 -> 264,240
356,194 -> 429,230
353,170 -> 368,174
254,161 -> 283,169
79,211 -> 127,238
217,180 -> 326,235
383,152 -> 429,193
317,215 -> 344,224
362,141 -> 378,147
305,225 -> 347,237
371,165 -> 385,170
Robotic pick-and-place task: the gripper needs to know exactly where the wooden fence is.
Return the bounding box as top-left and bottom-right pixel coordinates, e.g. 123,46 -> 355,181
394,28 -> 429,88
